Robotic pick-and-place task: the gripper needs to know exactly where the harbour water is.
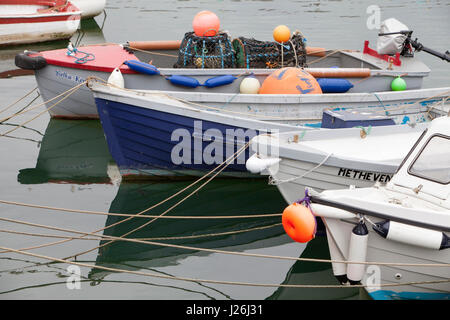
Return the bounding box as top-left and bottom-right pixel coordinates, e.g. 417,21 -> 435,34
0,0 -> 449,300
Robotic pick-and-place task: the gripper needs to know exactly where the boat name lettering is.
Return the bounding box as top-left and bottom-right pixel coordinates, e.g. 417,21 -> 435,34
55,70 -> 86,84
337,168 -> 392,182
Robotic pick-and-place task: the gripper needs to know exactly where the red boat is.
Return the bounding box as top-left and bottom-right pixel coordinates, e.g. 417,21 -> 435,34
0,0 -> 81,46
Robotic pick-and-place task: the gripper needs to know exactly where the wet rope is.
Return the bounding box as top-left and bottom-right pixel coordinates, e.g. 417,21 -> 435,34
63,142 -> 250,260
0,83 -> 82,123
0,82 -> 87,136
1,216 -> 449,268
0,86 -> 37,115
2,246 -> 449,289
0,199 -> 282,219
0,222 -> 282,242
0,143 -> 251,257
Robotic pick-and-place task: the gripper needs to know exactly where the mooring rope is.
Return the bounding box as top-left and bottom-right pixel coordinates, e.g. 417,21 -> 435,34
0,82 -> 83,124
0,142 -> 251,258
269,152 -> 334,185
0,82 -> 87,137
2,245 -> 449,289
1,216 -> 449,268
0,199 -> 282,219
63,142 -> 250,261
0,222 -> 282,242
0,86 -> 37,115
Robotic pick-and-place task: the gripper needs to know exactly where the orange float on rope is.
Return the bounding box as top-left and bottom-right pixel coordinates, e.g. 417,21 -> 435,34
259,67 -> 322,94
192,10 -> 220,37
273,25 -> 291,43
282,202 -> 316,243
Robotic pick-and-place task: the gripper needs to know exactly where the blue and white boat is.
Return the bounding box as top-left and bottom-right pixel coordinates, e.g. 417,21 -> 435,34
88,79 -> 446,180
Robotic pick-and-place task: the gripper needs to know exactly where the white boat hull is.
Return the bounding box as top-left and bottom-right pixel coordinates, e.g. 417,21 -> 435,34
324,218 -> 450,299
0,4 -> 81,46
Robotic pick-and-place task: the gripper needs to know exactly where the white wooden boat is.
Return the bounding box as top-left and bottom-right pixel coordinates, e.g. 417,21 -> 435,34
0,0 -> 81,46
14,38 -> 444,119
302,115 -> 450,299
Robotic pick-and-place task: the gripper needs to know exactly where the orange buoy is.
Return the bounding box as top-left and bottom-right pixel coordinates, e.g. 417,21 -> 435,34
192,11 -> 220,37
273,25 -> 291,43
282,202 -> 316,243
259,67 -> 322,94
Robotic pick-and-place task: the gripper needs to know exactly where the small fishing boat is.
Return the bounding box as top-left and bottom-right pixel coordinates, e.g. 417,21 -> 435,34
0,0 -> 81,47
14,22 -> 449,119
87,79 -> 446,180
70,0 -> 105,19
280,115 -> 450,299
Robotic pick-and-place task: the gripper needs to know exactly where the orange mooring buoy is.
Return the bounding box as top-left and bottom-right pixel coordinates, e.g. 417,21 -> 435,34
192,11 -> 220,37
282,202 -> 316,243
259,67 -> 322,94
273,25 -> 291,43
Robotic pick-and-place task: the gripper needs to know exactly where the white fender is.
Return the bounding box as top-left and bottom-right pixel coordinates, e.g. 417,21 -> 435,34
245,154 -> 280,174
373,220 -> 448,250
347,221 -> 368,285
107,68 -> 124,88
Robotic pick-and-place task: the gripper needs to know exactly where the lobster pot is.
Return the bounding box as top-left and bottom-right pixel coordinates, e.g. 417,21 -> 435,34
232,32 -> 307,69
174,31 -> 235,69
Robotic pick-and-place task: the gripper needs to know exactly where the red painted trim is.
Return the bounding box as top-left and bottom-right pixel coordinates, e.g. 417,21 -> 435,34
0,14 -> 80,24
363,40 -> 402,67
0,0 -> 64,6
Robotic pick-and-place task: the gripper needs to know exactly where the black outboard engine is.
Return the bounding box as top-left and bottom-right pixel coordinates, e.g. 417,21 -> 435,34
377,18 -> 449,62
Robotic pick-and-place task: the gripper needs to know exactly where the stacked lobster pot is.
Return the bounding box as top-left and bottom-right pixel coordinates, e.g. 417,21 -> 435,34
174,31 -> 307,69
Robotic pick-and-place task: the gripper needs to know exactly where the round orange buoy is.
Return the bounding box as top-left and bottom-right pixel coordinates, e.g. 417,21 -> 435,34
192,11 -> 220,37
259,67 -> 322,94
282,203 -> 316,243
273,25 -> 291,43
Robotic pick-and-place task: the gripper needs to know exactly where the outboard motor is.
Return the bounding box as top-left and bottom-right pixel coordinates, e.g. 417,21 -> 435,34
377,18 -> 450,62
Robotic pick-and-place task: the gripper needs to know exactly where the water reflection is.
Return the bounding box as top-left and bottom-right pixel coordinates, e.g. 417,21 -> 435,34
267,236 -> 360,300
18,119 -> 115,185
89,179 -> 288,282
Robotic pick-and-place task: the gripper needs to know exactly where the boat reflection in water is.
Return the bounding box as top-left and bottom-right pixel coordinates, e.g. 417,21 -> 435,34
88,179 -> 288,278
267,236 -> 360,300
18,119 -> 116,185
87,180 -> 355,299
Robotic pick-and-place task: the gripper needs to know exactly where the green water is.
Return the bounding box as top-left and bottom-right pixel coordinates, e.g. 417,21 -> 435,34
0,0 -> 449,300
